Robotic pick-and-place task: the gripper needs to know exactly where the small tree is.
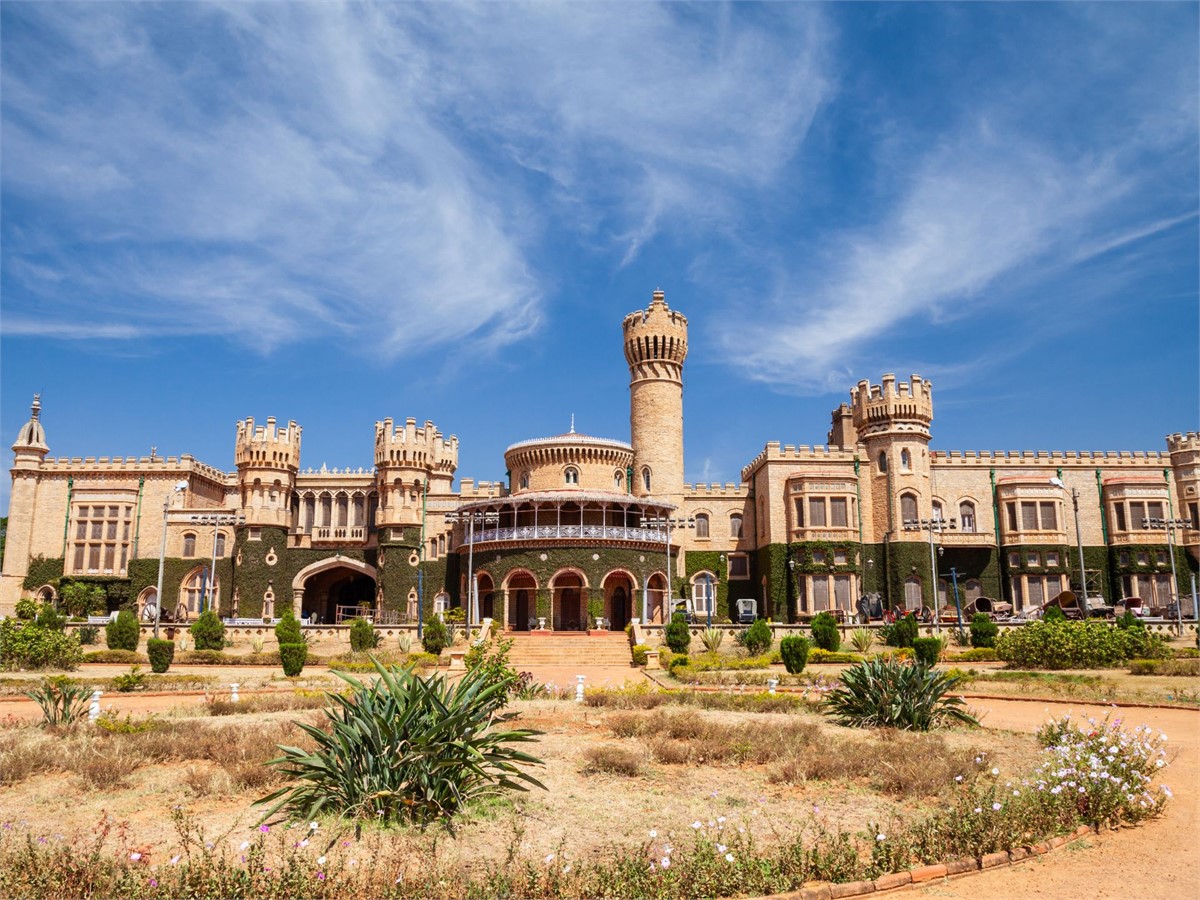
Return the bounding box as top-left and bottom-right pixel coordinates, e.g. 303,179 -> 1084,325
886,613 -> 919,648
912,636 -> 941,666
780,635 -> 810,674
349,618 -> 380,653
743,618 -> 773,656
422,616 -> 449,657
15,598 -> 38,621
147,638 -> 175,673
810,611 -> 841,652
664,612 -> 691,654
275,608 -> 303,646
35,603 -> 66,632
280,642 -> 307,677
60,582 -> 107,618
105,609 -> 140,651
190,609 -> 225,651
969,613 -> 998,648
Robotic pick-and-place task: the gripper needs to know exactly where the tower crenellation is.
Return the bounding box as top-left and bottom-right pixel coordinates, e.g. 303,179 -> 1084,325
234,416 -> 302,526
850,373 -> 934,439
234,416 -> 302,471
374,417 -> 459,527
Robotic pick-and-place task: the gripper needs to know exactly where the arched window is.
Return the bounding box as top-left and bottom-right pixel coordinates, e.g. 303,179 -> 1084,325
729,514 -> 743,539
959,501 -> 977,533
180,568 -> 218,618
215,532 -> 226,557
519,471 -> 530,490
690,572 -> 717,615
931,500 -> 944,522
614,470 -> 624,490
900,493 -> 918,523
900,449 -> 911,471
695,514 -> 710,538
564,466 -> 580,486
182,533 -> 196,557
904,576 -> 922,611
878,451 -> 888,473
642,467 -> 652,492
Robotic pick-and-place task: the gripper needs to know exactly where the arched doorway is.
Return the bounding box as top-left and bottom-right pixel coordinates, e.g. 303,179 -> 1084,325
506,572 -> 537,631
178,565 -> 219,620
551,570 -> 586,632
603,571 -> 635,630
292,558 -> 378,625
646,572 -> 667,624
477,572 -> 496,621
904,576 -> 923,612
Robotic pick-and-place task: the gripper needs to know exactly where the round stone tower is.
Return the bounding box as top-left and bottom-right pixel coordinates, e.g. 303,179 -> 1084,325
373,417 -> 459,528
1,396 -> 51,612
623,289 -> 688,504
851,374 -> 935,536
234,416 -> 301,527
1167,431 -> 1200,531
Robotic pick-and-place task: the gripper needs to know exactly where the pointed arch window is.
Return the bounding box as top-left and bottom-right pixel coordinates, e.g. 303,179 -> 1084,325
878,451 -> 888,473
729,514 -> 743,539
642,467 -> 652,492
900,449 -> 912,471
520,471 -> 530,490
182,533 -> 197,558
215,532 -> 227,557
695,514 -> 710,539
900,493 -> 918,523
959,501 -> 977,532
564,466 -> 580,486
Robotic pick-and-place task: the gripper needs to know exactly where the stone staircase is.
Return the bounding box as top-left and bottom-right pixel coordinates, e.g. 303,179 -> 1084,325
504,632 -> 634,668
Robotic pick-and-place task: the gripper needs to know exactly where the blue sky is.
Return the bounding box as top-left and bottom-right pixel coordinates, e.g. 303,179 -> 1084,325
2,2 -> 1197,515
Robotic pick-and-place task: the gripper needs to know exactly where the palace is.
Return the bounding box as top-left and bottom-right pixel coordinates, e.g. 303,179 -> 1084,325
3,290 -> 1198,625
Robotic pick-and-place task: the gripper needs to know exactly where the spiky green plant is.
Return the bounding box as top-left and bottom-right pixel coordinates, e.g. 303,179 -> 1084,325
821,657 -> 978,731
25,676 -> 92,727
848,627 -> 874,654
699,627 -> 725,653
257,659 -> 544,827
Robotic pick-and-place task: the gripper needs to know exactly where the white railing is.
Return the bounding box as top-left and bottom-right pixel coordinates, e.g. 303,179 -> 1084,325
312,525 -> 366,542
470,525 -> 667,544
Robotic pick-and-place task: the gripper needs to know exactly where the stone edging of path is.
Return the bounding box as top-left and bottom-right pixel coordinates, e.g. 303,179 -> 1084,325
753,825 -> 1096,900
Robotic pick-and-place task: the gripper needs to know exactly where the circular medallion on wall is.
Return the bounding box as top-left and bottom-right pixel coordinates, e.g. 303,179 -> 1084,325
592,553 -> 600,561
539,553 -> 548,562
408,552 -> 420,567
264,547 -> 278,566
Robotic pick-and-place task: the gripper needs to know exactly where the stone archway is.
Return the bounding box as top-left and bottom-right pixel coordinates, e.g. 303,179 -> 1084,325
291,557 -> 378,624
505,570 -> 539,631
602,569 -> 636,630
550,569 -> 589,632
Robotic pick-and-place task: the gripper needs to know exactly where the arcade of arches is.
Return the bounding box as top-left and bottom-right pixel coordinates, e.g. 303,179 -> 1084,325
295,560 -> 377,624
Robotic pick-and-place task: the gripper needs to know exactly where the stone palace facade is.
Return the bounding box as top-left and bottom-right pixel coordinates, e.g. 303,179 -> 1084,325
3,290 -> 1198,625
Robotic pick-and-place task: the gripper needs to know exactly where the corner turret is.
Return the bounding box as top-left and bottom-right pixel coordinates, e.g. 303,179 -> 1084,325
374,417 -> 459,527
234,416 -> 301,526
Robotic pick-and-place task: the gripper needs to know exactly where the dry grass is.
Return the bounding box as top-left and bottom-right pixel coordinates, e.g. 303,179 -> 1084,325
207,692 -> 329,716
580,743 -> 643,777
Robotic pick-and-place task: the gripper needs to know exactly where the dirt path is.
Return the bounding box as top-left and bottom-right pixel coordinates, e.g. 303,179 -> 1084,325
920,697 -> 1200,899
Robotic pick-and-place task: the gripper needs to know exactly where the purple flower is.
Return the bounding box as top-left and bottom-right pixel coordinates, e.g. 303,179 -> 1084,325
317,872 -> 326,881
259,825 -> 270,833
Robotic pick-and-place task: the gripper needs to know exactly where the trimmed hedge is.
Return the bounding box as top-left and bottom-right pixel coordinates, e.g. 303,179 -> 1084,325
996,620 -> 1169,670
630,644 -> 649,666
779,636 -> 810,674
189,610 -> 226,652
421,617 -> 449,657
82,649 -> 146,664
970,614 -> 998,649
806,648 -> 862,664
280,643 -> 307,677
105,610 -> 139,652
147,638 -> 175,673
912,637 -> 941,667
1129,657 -> 1200,676
809,612 -> 840,652
664,613 -> 691,654
952,647 -> 999,662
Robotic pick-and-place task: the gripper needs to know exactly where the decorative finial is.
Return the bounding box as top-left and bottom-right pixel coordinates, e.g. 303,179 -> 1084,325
30,394 -> 41,418
569,414 -> 575,434
151,446 -> 158,459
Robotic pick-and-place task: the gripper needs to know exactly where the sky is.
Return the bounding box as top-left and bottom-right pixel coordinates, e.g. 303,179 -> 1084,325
2,1 -> 1198,515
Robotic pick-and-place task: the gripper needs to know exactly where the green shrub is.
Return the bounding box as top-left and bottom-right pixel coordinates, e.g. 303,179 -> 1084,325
189,609 -> 225,651
175,650 -> 233,665
105,610 -> 139,651
658,647 -> 673,669
809,612 -> 840,652
1172,647 -> 1200,659
349,618 -> 380,652
699,627 -> 725,653
665,613 -> 691,654
15,598 -> 38,620
274,609 -> 303,645
60,582 -> 106,618
405,651 -> 440,669
111,665 -> 148,692
995,620 -> 1169,670
76,625 -> 100,646
0,618 -> 83,671
806,648 -> 861,664
630,644 -> 649,666
421,616 -> 449,656
35,604 -> 66,632
24,676 -> 91,726
256,661 -> 544,825
464,631 -> 519,703
667,654 -> 690,674
912,637 -> 941,667
779,636 -> 810,674
1129,657 -> 1200,676
969,613 -> 998,648
883,613 -> 919,648
1042,605 -> 1066,623
953,647 -> 998,662
822,657 -> 978,731
280,643 -> 307,677
147,638 -> 175,673
742,619 -> 773,656
849,627 -> 874,653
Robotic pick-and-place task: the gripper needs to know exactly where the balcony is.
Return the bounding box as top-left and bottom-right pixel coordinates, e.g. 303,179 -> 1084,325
469,524 -> 667,545
311,526 -> 366,543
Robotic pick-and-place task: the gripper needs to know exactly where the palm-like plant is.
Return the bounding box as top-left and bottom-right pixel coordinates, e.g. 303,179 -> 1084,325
821,657 -> 978,731
848,627 -> 875,654
699,627 -> 725,653
25,676 -> 92,727
257,659 -> 544,827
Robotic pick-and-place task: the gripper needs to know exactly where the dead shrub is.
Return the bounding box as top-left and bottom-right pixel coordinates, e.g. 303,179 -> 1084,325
606,711 -> 647,738
183,764 -> 231,797
207,692 -> 327,716
582,744 -> 643,776
0,738 -> 52,785
649,737 -> 692,765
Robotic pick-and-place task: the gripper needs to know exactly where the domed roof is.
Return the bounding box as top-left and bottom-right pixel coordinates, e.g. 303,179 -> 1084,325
505,431 -> 632,454
13,395 -> 48,452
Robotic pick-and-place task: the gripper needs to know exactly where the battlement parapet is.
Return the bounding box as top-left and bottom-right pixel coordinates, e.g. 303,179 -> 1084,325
38,454 -> 231,483
1167,432 -> 1200,453
740,441 -> 860,481
457,479 -> 508,499
234,416 -> 301,470
684,482 -> 750,497
850,373 -> 933,434
374,417 -> 459,473
622,289 -> 688,370
930,449 -> 1169,465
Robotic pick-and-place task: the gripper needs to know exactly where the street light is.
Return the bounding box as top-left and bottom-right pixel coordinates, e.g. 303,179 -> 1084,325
902,515 -> 957,630
643,514 -> 694,621
1050,478 -> 1089,606
189,512 -> 245,616
152,481 -> 189,639
1143,515 -> 1193,632
444,509 -> 500,630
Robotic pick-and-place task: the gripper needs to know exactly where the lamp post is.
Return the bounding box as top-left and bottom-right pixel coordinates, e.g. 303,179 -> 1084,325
1050,478 -> 1089,604
643,514 -> 694,620
153,481 -> 189,639
949,566 -> 964,631
1143,515 -> 1192,632
903,516 -> 957,631
189,512 -> 245,616
444,509 -> 499,630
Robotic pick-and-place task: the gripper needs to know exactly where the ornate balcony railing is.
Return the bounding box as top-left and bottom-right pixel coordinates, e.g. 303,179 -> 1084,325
312,526 -> 366,542
470,525 -> 667,545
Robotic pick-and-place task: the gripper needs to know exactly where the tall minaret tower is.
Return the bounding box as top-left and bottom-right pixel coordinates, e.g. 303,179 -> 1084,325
234,416 -> 301,527
623,289 -> 688,505
1,396 -> 51,612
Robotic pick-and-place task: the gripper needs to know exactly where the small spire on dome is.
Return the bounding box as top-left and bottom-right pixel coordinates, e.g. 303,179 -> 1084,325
569,414 -> 575,434
30,394 -> 41,418
13,392 -> 48,454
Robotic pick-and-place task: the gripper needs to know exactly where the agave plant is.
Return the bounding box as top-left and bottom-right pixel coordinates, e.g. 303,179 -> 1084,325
396,631 -> 413,654
25,676 -> 92,727
821,657 -> 978,731
257,660 -> 544,827
699,627 -> 725,653
848,627 -> 875,654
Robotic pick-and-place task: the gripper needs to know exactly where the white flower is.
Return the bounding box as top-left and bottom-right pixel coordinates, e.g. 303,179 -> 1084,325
648,830 -> 657,838
300,839 -> 309,848
725,853 -> 735,863
562,865 -> 572,874
992,802 -> 1002,811
974,808 -> 982,814
130,852 -> 142,861
992,767 -> 1000,776
544,854 -> 555,864
170,855 -> 181,866
1155,759 -> 1165,768
691,821 -> 702,830
955,775 -> 963,783
717,844 -> 726,853
309,822 -> 319,831
717,816 -> 726,824
1012,790 -> 1020,797
318,856 -> 326,865
876,834 -> 886,841
661,857 -> 670,868
240,841 -> 250,851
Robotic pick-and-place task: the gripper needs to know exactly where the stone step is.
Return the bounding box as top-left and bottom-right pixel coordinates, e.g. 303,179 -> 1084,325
503,633 -> 633,667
